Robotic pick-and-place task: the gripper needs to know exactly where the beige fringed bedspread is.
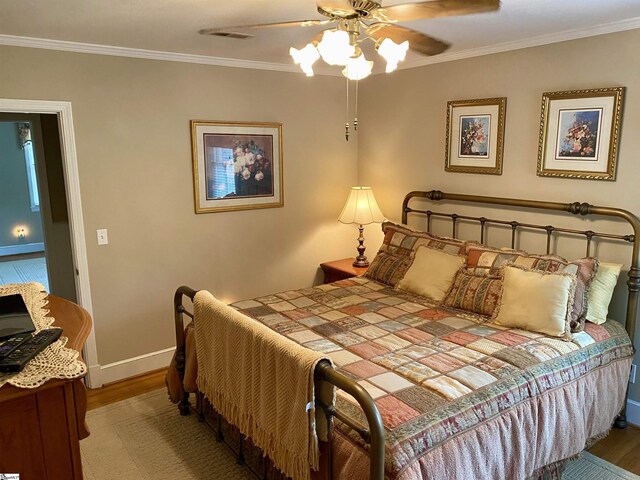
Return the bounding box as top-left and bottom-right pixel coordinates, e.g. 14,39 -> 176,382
193,291 -> 334,480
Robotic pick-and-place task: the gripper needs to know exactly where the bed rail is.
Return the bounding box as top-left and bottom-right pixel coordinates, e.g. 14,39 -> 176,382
173,285 -> 385,480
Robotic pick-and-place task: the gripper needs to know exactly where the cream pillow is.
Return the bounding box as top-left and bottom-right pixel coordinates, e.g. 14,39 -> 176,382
586,262 -> 622,325
396,245 -> 465,301
492,266 -> 575,339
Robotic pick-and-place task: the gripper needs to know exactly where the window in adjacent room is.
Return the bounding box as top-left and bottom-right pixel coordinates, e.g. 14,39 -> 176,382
20,124 -> 40,212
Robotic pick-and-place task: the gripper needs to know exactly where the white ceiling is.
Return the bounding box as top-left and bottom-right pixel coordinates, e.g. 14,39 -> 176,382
1,0 -> 639,74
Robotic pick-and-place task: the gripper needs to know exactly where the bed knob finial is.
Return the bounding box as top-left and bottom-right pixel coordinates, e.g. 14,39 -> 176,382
427,190 -> 443,201
568,202 -> 592,216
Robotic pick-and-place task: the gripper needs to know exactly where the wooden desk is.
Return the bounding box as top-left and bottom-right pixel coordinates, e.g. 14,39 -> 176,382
0,295 -> 92,480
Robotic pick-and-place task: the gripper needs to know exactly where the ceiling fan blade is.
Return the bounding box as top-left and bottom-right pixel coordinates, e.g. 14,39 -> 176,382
368,24 -> 450,56
372,0 -> 499,22
199,19 -> 329,35
316,0 -> 356,17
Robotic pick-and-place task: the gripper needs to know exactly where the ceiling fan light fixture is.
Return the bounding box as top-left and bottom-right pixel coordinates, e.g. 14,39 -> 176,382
290,43 -> 320,76
342,53 -> 373,80
317,29 -> 355,66
376,38 -> 409,73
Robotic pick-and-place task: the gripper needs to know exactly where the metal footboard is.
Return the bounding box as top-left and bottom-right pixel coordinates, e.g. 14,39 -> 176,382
173,285 -> 385,480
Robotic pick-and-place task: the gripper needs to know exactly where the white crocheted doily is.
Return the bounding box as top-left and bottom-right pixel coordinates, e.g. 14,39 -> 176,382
0,283 -> 87,389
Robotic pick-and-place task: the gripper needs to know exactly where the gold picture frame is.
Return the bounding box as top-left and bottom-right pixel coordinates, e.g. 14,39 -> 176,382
191,120 -> 284,213
537,87 -> 624,181
445,97 -> 506,175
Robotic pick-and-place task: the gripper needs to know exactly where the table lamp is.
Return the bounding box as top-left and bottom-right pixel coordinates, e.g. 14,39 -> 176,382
339,186 -> 386,268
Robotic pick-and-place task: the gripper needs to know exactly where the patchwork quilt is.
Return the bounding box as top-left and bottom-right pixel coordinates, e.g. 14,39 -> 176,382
231,276 -> 634,479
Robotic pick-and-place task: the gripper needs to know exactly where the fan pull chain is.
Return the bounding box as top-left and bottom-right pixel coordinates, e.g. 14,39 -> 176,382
354,79 -> 359,132
345,76 -> 350,142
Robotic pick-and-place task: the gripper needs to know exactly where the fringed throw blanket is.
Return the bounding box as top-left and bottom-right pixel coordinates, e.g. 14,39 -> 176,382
193,291 -> 334,480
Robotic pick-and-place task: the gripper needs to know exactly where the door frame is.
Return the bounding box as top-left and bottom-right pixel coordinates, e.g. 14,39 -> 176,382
0,99 -> 101,387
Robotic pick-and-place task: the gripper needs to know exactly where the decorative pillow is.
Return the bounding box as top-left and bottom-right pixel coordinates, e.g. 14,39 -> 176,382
379,221 -> 467,257
442,270 -> 502,317
562,257 -> 599,332
396,245 -> 466,301
586,262 -> 622,325
466,245 -> 597,332
466,245 -> 567,274
492,266 -> 576,339
364,252 -> 412,287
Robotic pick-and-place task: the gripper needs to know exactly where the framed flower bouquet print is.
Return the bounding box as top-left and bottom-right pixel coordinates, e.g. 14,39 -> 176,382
445,97 -> 506,175
537,87 -> 624,181
191,120 -> 283,213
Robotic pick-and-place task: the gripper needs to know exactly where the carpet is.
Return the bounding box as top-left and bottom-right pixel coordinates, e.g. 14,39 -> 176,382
81,389 -> 252,480
81,389 -> 639,480
564,452 -> 640,480
0,257 -> 49,291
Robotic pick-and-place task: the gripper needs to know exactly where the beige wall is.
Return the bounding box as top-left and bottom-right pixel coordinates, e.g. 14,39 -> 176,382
0,45 -> 358,365
358,28 -> 640,401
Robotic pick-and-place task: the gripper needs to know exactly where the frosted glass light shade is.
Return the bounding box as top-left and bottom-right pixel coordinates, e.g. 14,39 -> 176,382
377,38 -> 409,73
341,54 -> 373,80
290,43 -> 320,76
317,30 -> 355,66
339,187 -> 386,225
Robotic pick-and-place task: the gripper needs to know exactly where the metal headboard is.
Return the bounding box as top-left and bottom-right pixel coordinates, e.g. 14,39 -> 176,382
402,190 -> 640,348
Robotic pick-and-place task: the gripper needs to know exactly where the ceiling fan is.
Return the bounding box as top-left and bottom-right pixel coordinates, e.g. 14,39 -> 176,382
200,0 -> 500,78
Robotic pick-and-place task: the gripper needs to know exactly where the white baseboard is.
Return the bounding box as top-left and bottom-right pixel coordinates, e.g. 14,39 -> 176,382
92,346 -> 176,387
628,399 -> 640,427
0,242 -> 45,256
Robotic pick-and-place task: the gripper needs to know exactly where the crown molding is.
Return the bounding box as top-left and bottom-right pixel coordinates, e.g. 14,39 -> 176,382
399,16 -> 640,71
0,16 -> 639,75
0,33 -> 305,74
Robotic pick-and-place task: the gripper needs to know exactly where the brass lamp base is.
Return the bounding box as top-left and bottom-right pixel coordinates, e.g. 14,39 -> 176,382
353,224 -> 369,268
353,256 -> 369,268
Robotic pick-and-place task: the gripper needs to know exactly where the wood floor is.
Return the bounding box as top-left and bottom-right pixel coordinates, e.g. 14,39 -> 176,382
86,369 -> 640,475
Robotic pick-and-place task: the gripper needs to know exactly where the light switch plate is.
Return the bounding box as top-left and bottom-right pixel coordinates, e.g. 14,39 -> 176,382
631,364 -> 637,384
97,229 -> 109,246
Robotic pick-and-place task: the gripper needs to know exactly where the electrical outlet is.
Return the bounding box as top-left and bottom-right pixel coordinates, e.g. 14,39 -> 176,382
97,229 -> 109,246
631,364 -> 637,384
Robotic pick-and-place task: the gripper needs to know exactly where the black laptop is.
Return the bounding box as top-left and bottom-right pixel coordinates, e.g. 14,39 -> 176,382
0,294 -> 36,340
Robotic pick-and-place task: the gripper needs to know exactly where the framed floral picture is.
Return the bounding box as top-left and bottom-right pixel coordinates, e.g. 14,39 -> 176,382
191,120 -> 283,213
445,97 -> 506,175
537,87 -> 624,181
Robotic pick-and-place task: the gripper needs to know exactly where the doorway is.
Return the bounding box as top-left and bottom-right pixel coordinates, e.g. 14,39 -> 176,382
0,113 -> 76,301
0,99 -> 100,387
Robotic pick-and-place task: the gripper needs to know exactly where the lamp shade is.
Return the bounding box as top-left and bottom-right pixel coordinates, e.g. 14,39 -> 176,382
342,53 -> 373,80
339,187 -> 385,225
317,30 -> 355,66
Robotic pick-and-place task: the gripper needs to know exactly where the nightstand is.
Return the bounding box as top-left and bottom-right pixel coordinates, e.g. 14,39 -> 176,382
320,258 -> 368,284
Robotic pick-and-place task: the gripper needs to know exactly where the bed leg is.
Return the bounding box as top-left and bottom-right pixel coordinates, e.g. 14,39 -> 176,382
237,436 -> 246,465
614,413 -> 628,429
178,392 -> 191,416
215,413 -> 224,442
196,391 -> 205,422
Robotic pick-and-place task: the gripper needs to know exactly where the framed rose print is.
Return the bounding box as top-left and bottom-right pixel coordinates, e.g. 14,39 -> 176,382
537,87 -> 624,181
191,120 -> 283,213
445,97 -> 506,175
